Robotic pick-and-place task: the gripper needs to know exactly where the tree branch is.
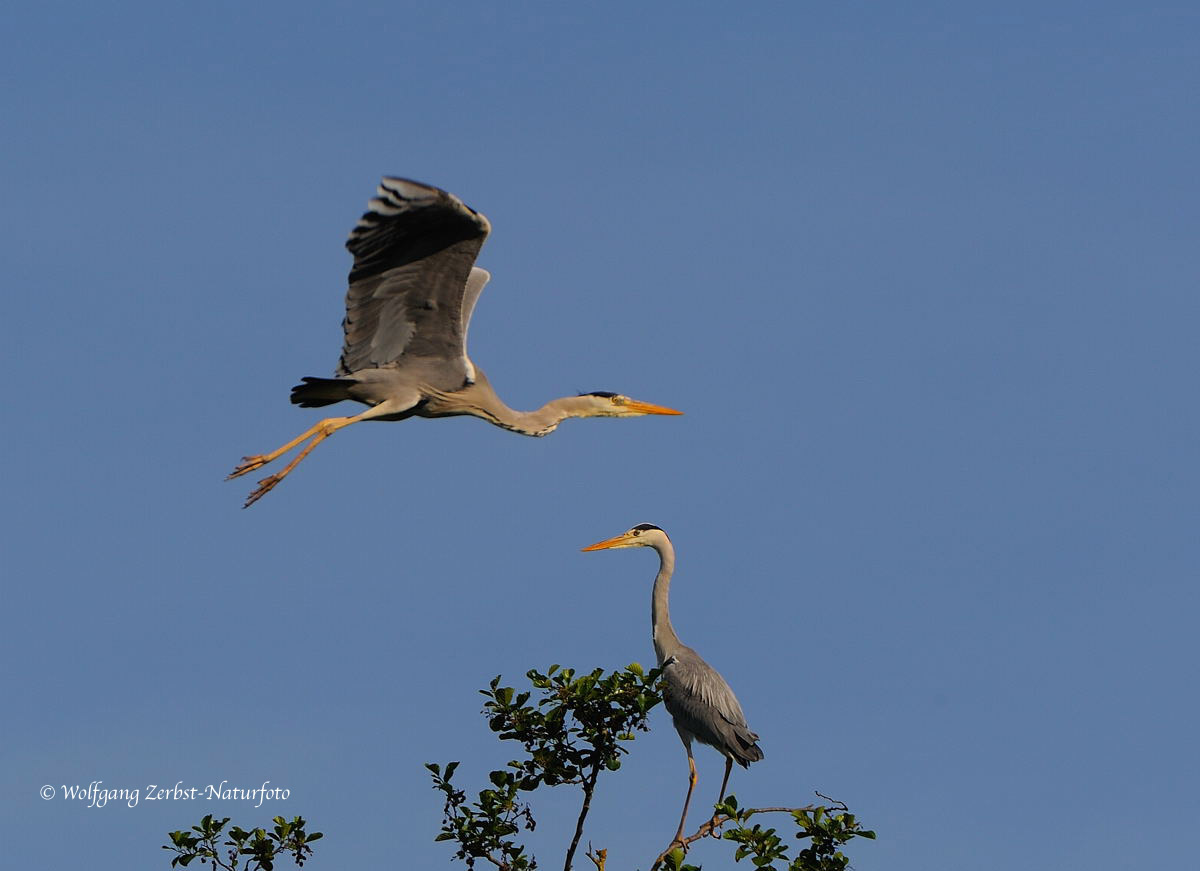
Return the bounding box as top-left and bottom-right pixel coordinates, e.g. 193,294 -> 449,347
650,804 -> 821,871
564,762 -> 602,871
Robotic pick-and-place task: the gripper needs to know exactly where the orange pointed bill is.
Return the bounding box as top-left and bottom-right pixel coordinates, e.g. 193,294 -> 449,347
625,399 -> 683,415
581,532 -> 635,552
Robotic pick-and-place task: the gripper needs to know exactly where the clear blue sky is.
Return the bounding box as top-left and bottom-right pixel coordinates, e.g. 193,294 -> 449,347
3,3 -> 1197,868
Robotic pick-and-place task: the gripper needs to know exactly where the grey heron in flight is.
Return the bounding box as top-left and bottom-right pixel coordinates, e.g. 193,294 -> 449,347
228,178 -> 682,507
583,524 -> 763,846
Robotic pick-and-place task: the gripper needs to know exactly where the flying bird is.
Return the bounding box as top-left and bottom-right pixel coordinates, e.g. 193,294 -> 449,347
582,524 -> 763,846
228,178 -> 682,507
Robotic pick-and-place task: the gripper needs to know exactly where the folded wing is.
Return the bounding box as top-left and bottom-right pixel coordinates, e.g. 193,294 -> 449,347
663,650 -> 764,766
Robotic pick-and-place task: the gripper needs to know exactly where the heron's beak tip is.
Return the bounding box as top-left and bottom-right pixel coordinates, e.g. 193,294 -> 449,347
627,400 -> 684,416
582,534 -> 626,552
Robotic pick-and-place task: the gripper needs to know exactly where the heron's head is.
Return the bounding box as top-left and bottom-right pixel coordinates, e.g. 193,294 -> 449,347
582,523 -> 670,552
573,392 -> 682,419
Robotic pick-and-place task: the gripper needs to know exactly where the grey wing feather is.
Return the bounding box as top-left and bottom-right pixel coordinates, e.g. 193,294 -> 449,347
663,650 -> 763,766
337,178 -> 492,382
460,267 -> 491,362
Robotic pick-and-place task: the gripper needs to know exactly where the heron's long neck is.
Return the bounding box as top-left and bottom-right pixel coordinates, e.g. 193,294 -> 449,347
650,539 -> 683,666
492,395 -> 594,437
437,372 -> 590,437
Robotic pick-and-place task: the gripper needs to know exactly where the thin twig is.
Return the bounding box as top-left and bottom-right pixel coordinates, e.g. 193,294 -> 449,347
585,844 -> 607,871
813,791 -> 848,812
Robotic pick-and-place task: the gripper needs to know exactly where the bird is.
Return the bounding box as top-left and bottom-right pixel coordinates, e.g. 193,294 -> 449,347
227,177 -> 682,507
582,524 -> 763,846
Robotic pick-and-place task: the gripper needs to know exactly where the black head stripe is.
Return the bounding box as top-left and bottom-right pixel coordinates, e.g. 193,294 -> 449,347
631,523 -> 662,532
581,391 -> 618,398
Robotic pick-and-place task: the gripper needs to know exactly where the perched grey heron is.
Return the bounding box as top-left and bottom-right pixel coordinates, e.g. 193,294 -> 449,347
582,524 -> 763,845
228,178 -> 682,507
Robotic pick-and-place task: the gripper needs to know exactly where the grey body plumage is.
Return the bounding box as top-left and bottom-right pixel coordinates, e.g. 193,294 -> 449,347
661,649 -> 764,769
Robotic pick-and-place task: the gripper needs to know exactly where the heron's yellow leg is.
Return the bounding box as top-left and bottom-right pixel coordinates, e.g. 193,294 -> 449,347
671,750 -> 698,847
238,415 -> 358,508
227,416 -> 353,480
717,756 -> 733,802
704,756 -> 735,839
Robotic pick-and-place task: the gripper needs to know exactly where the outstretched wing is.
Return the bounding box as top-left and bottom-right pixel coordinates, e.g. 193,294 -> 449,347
338,178 -> 492,382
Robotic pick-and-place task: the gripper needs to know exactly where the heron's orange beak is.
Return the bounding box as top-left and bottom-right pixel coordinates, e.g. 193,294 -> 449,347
581,532 -> 635,551
624,399 -> 683,416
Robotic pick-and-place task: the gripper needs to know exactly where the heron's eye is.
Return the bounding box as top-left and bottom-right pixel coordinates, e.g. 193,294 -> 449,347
632,529 -> 641,536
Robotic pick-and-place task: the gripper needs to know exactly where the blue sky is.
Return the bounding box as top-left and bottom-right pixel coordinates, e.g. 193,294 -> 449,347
3,2 -> 1197,868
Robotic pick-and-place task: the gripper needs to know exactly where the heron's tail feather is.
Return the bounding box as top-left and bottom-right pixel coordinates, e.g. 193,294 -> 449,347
290,377 -> 356,408
731,727 -> 764,768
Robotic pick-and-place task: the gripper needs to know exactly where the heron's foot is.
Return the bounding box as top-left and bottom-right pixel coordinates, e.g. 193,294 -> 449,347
243,473 -> 284,508
667,836 -> 689,853
227,455 -> 270,480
